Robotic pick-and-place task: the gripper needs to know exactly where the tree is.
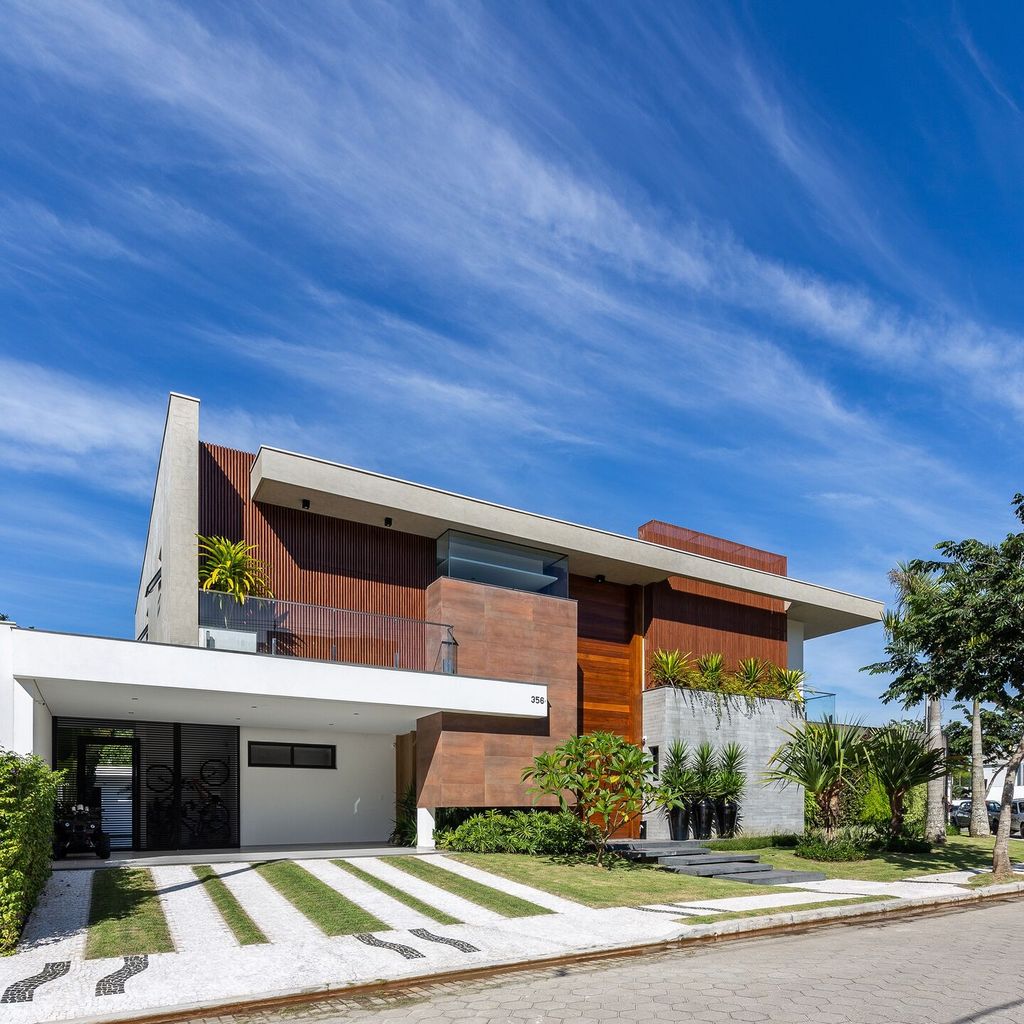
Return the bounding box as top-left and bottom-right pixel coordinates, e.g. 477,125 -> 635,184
866,494 -> 1024,879
764,718 -> 866,839
867,722 -> 956,841
197,535 -> 273,604
521,731 -> 656,866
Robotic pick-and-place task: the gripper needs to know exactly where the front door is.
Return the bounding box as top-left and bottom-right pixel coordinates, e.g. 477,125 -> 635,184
77,737 -> 140,850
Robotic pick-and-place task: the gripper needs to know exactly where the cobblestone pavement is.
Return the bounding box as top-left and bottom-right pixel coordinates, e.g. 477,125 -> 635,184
193,896 -> 1023,1024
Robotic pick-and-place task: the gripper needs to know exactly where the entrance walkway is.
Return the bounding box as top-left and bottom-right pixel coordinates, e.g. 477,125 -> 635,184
52,843 -> 437,870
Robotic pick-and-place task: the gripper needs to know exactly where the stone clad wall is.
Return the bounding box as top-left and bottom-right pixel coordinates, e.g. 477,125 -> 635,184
642,687 -> 804,839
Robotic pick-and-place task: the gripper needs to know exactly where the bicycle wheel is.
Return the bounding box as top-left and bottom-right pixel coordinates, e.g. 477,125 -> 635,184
146,764 -> 174,793
200,758 -> 229,787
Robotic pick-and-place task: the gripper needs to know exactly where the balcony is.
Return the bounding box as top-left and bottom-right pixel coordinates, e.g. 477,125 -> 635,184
197,591 -> 458,675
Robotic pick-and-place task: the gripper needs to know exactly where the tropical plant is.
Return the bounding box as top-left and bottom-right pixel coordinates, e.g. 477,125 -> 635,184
714,742 -> 747,837
866,722 -> 957,842
774,668 -> 806,703
388,783 -> 417,846
689,741 -> 719,839
197,535 -> 273,605
657,740 -> 695,840
695,652 -> 725,687
649,649 -> 693,688
436,809 -> 591,855
522,731 -> 656,866
733,657 -> 770,696
764,718 -> 867,839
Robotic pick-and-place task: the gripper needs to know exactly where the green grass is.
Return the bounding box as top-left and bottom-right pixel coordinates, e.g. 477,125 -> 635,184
681,895 -> 895,925
728,834 -> 1019,883
192,866 -> 268,945
388,857 -> 551,917
85,868 -> 174,960
450,853 -> 785,909
966,870 -> 1024,888
254,861 -> 388,935
333,859 -> 460,925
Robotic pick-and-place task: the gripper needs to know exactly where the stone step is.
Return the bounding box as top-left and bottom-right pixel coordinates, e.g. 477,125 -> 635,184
666,860 -> 774,877
657,853 -> 761,867
610,840 -> 708,854
726,869 -> 828,885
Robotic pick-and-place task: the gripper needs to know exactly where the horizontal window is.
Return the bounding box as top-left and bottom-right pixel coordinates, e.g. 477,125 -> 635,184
437,530 -> 568,598
248,741 -> 336,769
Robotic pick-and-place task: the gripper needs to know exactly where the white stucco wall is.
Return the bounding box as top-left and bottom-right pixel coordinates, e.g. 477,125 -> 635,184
239,728 -> 394,845
787,619 -> 805,672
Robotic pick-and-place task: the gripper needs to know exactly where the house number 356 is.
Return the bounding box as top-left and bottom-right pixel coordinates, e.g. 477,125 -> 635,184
531,695 -> 546,704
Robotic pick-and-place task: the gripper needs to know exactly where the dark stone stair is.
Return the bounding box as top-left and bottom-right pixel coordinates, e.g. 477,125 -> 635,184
608,839 -> 826,885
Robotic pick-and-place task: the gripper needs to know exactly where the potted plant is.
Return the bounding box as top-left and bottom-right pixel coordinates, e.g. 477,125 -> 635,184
658,740 -> 695,840
691,741 -> 718,840
714,742 -> 747,838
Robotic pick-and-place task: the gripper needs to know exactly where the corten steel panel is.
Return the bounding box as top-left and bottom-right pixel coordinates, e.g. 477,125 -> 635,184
199,443 -> 436,666
417,577 -> 578,809
639,521 -> 788,678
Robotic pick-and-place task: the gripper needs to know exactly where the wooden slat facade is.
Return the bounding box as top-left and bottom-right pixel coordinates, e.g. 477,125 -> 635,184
639,520 -> 788,677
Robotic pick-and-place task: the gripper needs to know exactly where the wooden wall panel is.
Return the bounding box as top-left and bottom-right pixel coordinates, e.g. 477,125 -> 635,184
199,443 -> 436,667
639,520 -> 788,678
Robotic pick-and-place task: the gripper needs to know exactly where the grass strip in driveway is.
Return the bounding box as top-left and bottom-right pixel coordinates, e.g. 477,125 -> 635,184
192,865 -> 268,945
255,861 -> 389,935
681,894 -> 897,925
85,868 -> 174,959
333,859 -> 460,925
388,857 -> 550,918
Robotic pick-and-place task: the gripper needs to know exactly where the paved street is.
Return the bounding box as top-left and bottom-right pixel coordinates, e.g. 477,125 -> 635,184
198,896 -> 1022,1024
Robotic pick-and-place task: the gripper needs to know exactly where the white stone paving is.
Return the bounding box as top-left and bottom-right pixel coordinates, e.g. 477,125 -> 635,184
151,864 -> 239,953
347,856 -> 505,926
296,858 -> 433,930
15,869 -> 92,960
210,862 -> 322,943
429,854 -> 585,914
667,889 -> 877,913
779,877 -> 968,898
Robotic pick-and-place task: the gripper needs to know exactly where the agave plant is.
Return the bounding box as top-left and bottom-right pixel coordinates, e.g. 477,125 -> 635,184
774,667 -> 806,702
695,652 -> 725,690
649,648 -> 694,688
197,534 -> 273,605
733,657 -> 771,696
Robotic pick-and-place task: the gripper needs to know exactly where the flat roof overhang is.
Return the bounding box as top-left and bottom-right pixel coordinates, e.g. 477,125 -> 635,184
13,630 -> 548,734
251,447 -> 884,640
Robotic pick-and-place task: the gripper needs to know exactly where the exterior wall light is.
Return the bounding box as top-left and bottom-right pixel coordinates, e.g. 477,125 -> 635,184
384,516 -> 393,527
301,498 -> 311,510
595,574 -> 606,583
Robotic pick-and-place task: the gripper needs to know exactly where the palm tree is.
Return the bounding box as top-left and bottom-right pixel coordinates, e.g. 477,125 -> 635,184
765,718 -> 866,839
867,722 -> 955,842
691,741 -> 719,839
197,535 -> 273,605
715,742 -> 747,837
658,740 -> 695,840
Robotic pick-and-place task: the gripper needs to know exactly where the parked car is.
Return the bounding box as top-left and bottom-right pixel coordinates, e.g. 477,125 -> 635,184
949,799 -> 1023,835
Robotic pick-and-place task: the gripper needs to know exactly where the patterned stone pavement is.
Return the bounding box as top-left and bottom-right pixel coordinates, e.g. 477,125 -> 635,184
192,896 -> 1023,1024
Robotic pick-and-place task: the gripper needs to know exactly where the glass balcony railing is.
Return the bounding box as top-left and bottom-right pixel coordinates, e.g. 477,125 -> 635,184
803,687 -> 837,721
197,591 -> 458,674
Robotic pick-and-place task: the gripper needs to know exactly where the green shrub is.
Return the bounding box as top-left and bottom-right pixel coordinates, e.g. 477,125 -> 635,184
710,833 -> 799,850
436,809 -> 592,855
389,784 -> 417,847
795,830 -> 870,862
0,750 -> 63,954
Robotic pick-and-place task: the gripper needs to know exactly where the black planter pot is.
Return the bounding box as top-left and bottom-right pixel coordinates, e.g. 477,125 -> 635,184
695,798 -> 715,840
719,799 -> 739,838
668,805 -> 690,841
714,797 -> 727,838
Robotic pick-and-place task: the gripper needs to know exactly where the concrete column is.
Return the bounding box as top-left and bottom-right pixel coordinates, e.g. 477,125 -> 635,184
787,619 -> 805,672
416,806 -> 436,849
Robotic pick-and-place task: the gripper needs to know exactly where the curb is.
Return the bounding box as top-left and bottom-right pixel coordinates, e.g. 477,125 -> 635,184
54,881 -> 1024,1024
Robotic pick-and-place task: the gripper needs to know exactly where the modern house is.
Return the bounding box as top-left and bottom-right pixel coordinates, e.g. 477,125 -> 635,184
0,393 -> 883,851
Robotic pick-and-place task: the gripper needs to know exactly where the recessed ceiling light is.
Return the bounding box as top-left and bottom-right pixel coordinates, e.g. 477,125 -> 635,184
353,712 -> 359,716
131,697 -> 139,701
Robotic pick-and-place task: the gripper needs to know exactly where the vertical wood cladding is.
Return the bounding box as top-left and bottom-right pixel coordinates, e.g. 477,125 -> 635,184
571,575 -> 641,746
198,444 -> 436,665
639,520 -> 788,676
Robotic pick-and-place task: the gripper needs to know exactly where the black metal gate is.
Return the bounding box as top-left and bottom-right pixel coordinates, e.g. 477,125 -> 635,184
55,717 -> 239,850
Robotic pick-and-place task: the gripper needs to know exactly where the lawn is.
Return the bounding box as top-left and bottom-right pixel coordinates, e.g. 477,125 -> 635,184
192,865 -> 268,945
721,834 -> 1017,883
388,857 -> 550,917
85,868 -> 174,959
254,861 -> 388,935
333,859 -> 460,925
450,854 -> 785,908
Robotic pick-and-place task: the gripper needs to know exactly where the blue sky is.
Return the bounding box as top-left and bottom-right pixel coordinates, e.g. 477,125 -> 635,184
1,2 -> 1022,724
